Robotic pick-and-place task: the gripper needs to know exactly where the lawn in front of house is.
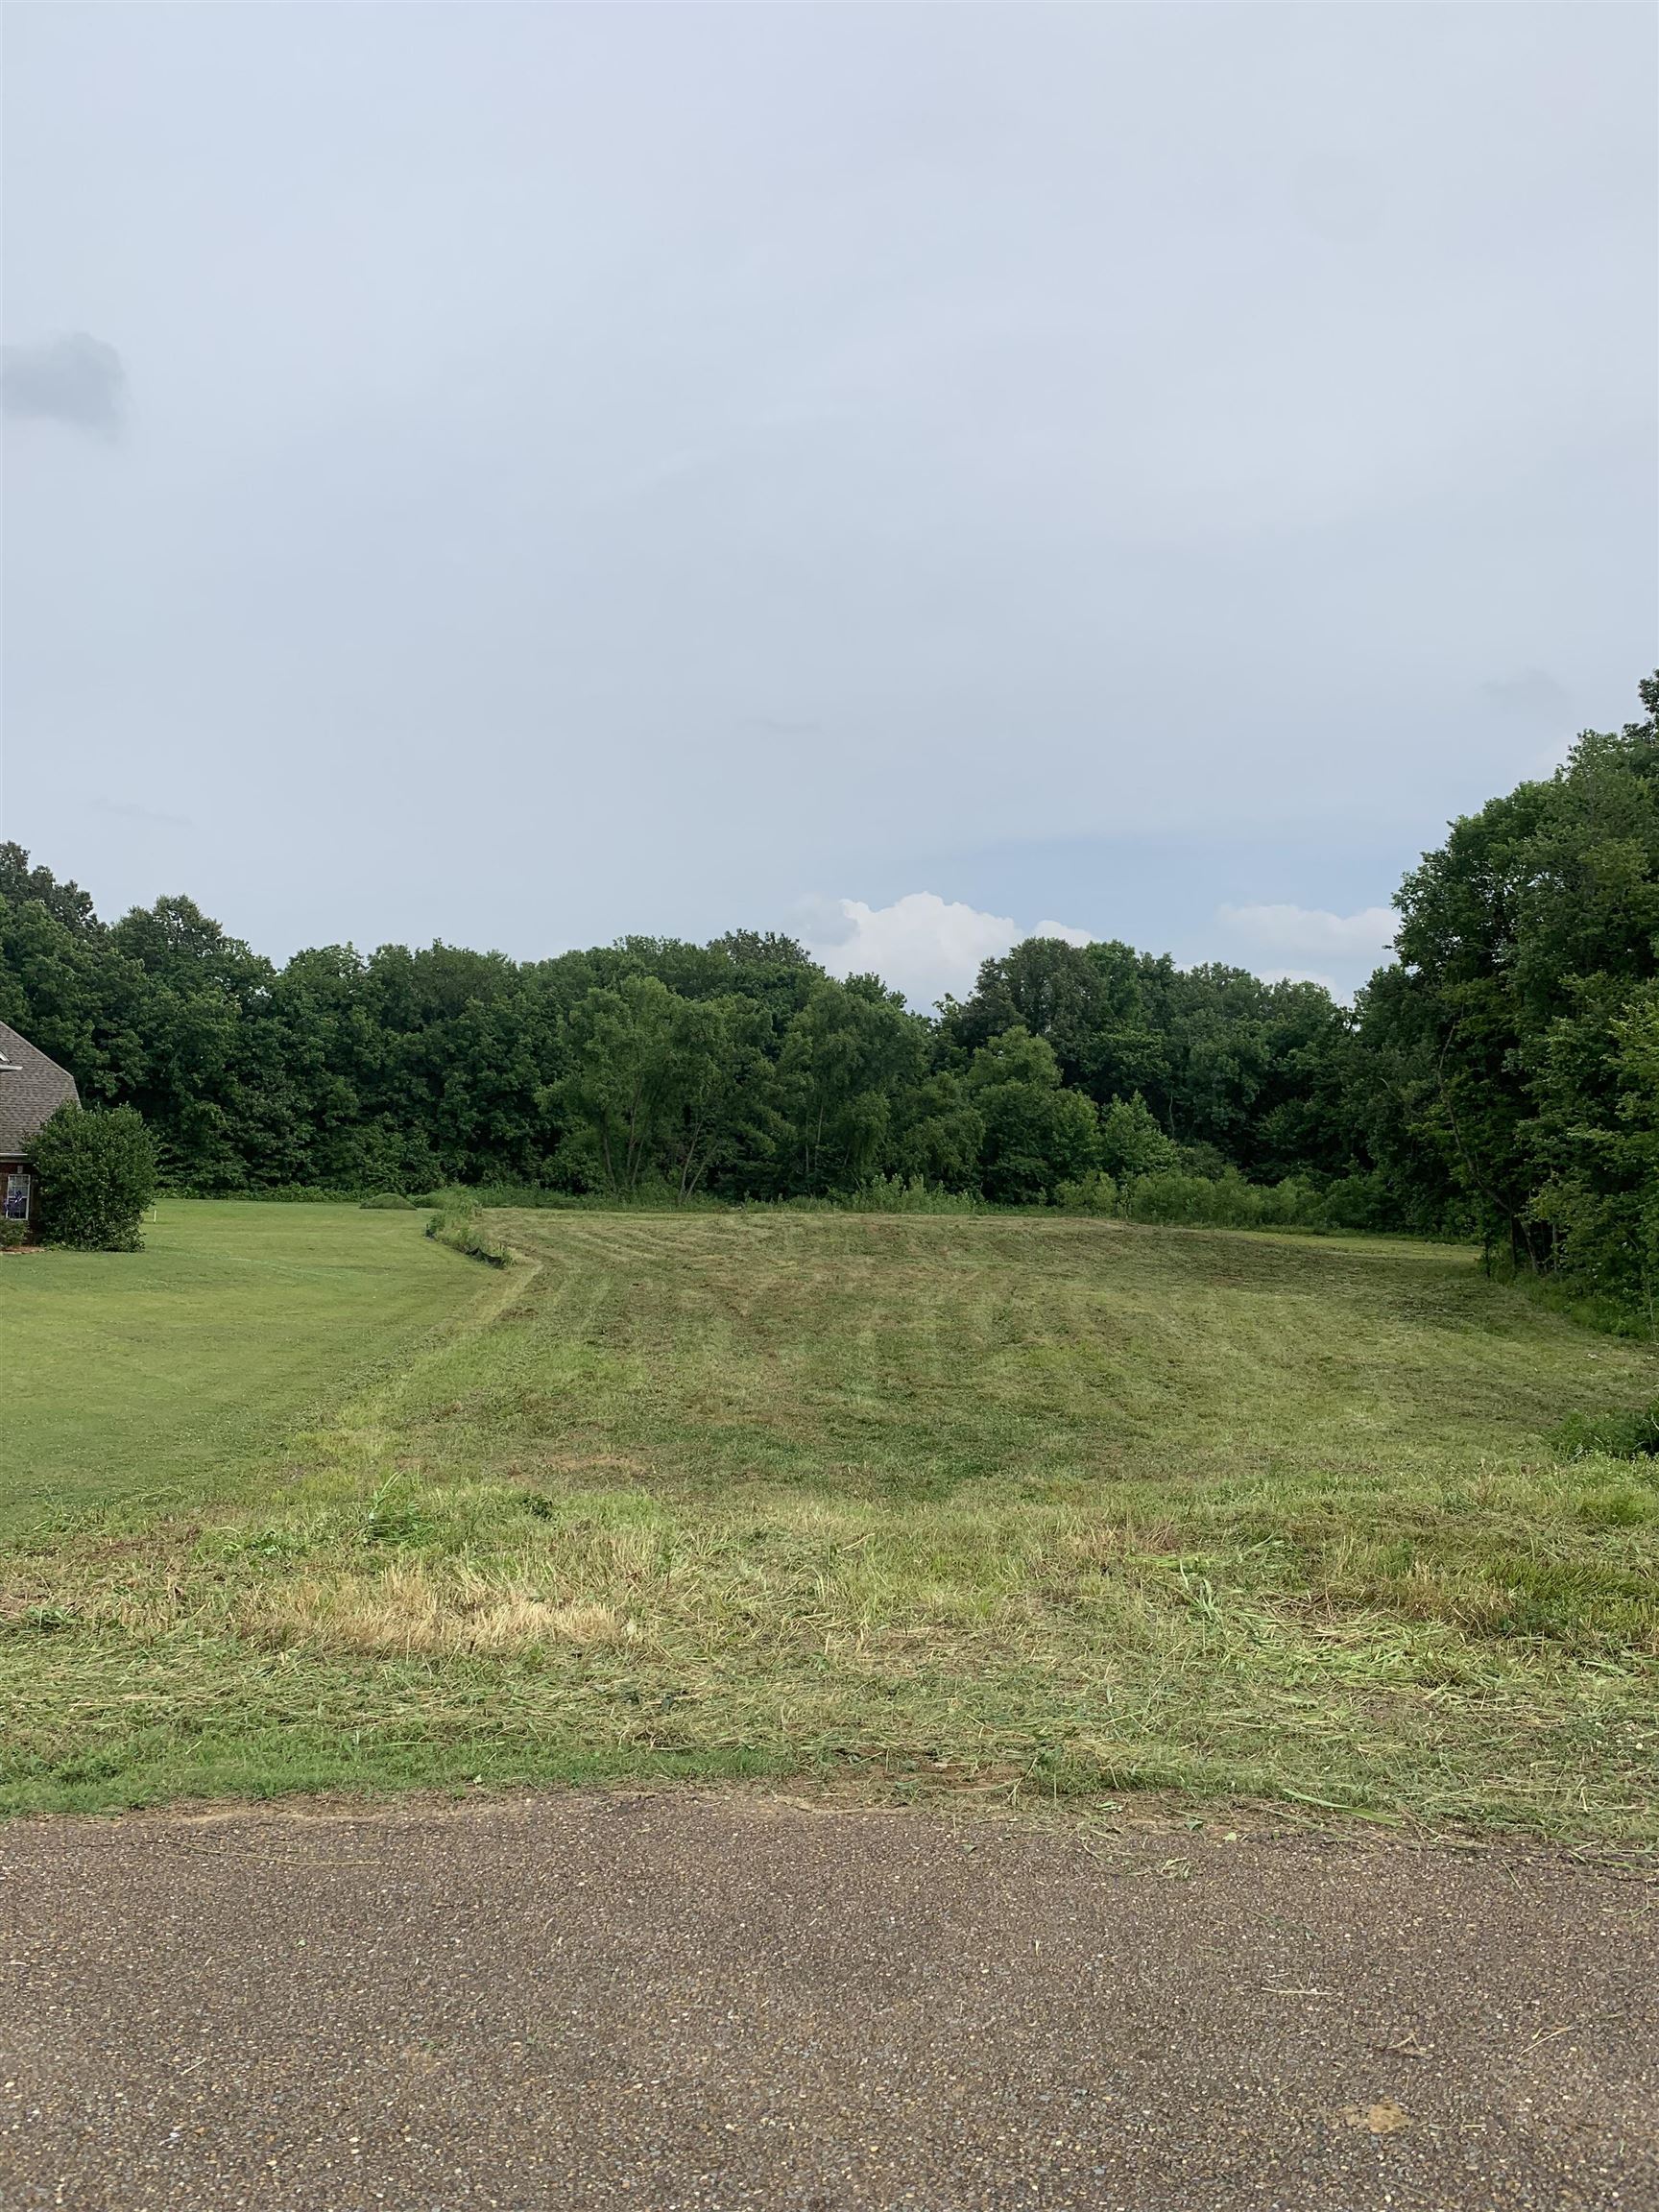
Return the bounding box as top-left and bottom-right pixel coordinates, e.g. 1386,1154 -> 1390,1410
2,1200 -> 482,1531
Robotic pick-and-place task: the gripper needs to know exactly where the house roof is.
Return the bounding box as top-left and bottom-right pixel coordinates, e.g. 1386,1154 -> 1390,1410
0,1020 -> 81,1159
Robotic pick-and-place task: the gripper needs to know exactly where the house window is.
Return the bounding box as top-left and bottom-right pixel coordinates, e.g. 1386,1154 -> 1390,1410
4,1173 -> 31,1221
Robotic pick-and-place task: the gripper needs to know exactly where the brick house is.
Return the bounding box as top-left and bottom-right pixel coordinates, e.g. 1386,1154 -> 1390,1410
0,1020 -> 80,1230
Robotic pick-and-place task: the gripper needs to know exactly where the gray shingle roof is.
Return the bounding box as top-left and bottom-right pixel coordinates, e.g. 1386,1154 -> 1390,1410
0,1020 -> 81,1158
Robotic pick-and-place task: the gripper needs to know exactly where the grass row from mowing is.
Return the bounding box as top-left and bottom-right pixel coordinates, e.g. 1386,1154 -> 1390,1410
4,1206 -> 1657,1838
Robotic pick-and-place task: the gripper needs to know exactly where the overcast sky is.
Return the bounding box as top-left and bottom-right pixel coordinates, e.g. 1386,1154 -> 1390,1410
3,4 -> 1654,1006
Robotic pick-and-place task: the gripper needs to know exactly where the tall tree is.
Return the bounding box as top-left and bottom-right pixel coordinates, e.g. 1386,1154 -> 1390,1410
779,979 -> 926,1192
966,1026 -> 1100,1203
1360,674 -> 1659,1283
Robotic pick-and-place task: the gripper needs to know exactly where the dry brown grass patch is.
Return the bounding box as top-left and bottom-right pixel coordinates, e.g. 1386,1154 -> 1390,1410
242,1562 -> 638,1656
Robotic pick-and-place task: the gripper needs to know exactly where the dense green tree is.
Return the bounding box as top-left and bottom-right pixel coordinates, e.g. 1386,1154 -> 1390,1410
0,891 -> 151,1103
944,937 -> 1357,1176
551,975 -> 685,1196
966,1026 -> 1100,1203
1096,1093 -> 1178,1180
551,975 -> 779,1200
1532,983 -> 1659,1324
941,936 -> 1108,1087
779,979 -> 926,1192
895,1070 -> 986,1190
0,843 -> 99,934
1358,674 -> 1659,1288
658,994 -> 779,1202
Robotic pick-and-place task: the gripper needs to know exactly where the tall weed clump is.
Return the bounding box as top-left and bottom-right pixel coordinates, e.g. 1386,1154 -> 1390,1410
849,1175 -> 980,1215
1552,1404 -> 1659,1460
1053,1170 -> 1118,1214
1054,1166 -> 1333,1231
424,1195 -> 511,1266
1121,1169 -> 1329,1230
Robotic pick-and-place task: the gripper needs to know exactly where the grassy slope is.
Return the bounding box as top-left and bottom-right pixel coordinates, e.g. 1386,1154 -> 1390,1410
4,1208 -> 1657,1836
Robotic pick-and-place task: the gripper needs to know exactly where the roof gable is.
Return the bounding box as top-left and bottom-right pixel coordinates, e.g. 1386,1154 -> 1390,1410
0,1021 -> 81,1158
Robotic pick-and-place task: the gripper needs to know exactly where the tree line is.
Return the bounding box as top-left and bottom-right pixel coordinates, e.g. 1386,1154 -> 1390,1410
3,675 -> 1653,1321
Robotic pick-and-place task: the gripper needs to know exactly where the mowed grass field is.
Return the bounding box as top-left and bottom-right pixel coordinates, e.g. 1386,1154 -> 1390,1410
4,1204 -> 1657,1837
2,1202 -> 483,1533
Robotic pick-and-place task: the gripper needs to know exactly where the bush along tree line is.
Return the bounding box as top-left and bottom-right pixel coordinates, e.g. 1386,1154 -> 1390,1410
2,676 -> 1653,1320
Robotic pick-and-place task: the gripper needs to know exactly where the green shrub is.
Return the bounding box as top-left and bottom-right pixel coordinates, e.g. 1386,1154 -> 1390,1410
0,1219 -> 29,1251
31,1103 -> 158,1251
1118,1171 -> 1207,1225
1118,1168 -> 1331,1232
849,1174 -> 979,1215
1054,1169 -> 1119,1214
359,1193 -> 418,1210
1172,1141 -> 1230,1180
1552,1405 -> 1659,1460
1320,1169 -> 1399,1233
1097,1094 -> 1179,1180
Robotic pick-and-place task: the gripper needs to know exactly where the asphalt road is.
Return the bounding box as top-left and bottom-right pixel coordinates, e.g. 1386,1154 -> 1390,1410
2,1791 -> 1653,2211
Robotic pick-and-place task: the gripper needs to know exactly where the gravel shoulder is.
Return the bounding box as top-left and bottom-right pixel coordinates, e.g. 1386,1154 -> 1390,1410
2,1791 -> 1654,2210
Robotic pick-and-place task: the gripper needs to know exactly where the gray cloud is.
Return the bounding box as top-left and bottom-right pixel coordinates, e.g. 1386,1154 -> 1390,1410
1,6 -> 1653,976
88,796 -> 193,830
2,331 -> 128,438
1482,669 -> 1572,722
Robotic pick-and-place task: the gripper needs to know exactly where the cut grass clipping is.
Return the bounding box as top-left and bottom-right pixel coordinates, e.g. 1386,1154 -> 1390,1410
3,1202 -> 1657,1838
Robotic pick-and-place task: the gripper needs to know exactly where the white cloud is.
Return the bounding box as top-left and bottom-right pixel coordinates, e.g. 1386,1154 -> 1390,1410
802,893 -> 1092,1010
800,893 -> 1396,1010
1219,902 -> 1395,957
1216,902 -> 1395,998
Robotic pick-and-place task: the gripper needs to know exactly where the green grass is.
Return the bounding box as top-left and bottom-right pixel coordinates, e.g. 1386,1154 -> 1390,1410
4,1206 -> 1657,1839
2,1200 -> 482,1530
